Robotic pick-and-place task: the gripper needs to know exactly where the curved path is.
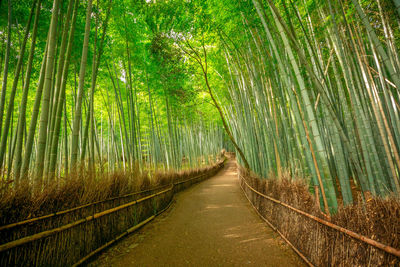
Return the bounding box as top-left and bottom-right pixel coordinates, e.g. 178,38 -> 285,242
91,160 -> 304,266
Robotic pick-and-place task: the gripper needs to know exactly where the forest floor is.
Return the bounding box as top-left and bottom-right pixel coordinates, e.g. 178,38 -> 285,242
89,160 -> 305,266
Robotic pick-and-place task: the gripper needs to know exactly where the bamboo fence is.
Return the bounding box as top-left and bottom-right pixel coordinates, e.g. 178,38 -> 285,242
0,160 -> 225,266
239,170 -> 400,266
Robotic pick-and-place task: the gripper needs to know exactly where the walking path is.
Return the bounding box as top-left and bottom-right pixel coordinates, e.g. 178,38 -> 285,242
91,160 -> 304,266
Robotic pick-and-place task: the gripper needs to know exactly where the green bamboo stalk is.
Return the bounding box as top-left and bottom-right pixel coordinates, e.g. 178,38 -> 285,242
70,0 -> 93,169
33,0 -> 61,180
13,0 -> 41,182
0,0 -> 37,169
0,0 -> 12,144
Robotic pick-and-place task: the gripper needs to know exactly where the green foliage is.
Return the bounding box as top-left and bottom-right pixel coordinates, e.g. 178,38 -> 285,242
1,0 -> 399,214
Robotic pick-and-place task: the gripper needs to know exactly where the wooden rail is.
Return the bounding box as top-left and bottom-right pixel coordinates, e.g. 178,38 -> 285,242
0,160 -> 225,266
0,183 -> 171,232
72,189 -> 176,267
0,170 -> 219,233
239,173 -> 400,259
0,186 -> 173,253
239,176 -> 314,267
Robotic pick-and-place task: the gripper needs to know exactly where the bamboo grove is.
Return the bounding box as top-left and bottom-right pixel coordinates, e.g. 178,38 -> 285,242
218,0 -> 400,213
0,0 -> 226,187
1,0 -> 400,213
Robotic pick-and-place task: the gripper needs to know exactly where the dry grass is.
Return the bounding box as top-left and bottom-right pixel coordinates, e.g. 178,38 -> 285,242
0,163 -> 216,226
239,166 -> 400,266
0,170 -> 144,225
0,160 -> 225,266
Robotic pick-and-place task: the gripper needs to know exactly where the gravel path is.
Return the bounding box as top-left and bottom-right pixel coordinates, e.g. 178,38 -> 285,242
90,160 -> 305,267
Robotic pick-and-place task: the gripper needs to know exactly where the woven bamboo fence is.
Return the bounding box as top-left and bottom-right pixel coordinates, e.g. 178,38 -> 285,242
239,170 -> 400,266
0,160 -> 225,266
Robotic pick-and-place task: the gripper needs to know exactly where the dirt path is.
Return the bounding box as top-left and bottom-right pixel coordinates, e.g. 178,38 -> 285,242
90,160 -> 305,267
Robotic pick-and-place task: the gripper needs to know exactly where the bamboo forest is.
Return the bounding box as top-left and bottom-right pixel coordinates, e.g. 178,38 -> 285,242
0,0 -> 399,266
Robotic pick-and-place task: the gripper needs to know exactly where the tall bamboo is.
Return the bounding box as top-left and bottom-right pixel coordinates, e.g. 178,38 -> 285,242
70,0 -> 93,169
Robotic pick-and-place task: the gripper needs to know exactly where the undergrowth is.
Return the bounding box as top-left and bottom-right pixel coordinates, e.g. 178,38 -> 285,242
0,162 -> 219,226
240,166 -> 400,266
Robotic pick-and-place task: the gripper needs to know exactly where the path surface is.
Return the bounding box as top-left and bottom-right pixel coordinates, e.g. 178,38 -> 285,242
91,160 -> 304,267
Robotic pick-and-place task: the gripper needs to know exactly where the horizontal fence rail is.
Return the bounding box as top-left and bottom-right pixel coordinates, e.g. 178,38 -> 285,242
239,175 -> 314,267
238,172 -> 400,266
0,183 -> 171,232
0,160 -> 225,266
71,196 -> 176,267
0,170 -> 223,245
0,186 -> 173,253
